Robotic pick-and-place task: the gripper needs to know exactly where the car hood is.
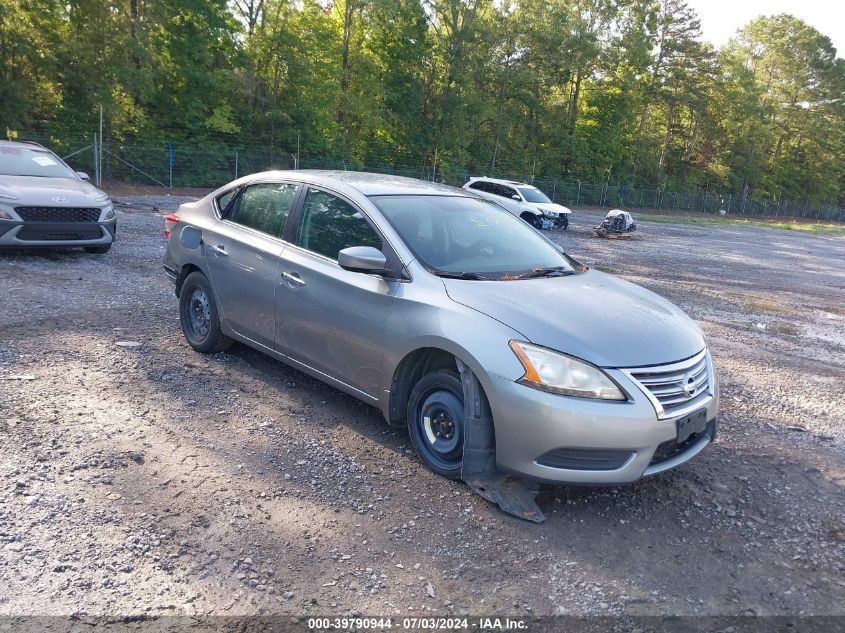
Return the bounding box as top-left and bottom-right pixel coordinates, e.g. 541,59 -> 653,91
0,175 -> 109,206
443,269 -> 704,368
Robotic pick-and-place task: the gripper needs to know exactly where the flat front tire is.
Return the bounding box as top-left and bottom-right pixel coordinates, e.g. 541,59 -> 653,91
407,370 -> 465,480
179,271 -> 232,353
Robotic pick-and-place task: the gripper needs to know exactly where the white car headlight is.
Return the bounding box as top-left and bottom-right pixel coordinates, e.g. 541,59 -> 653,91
101,206 -> 115,221
509,340 -> 626,400
0,209 -> 14,220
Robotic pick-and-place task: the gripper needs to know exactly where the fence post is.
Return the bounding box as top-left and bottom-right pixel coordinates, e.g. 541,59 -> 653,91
575,180 -> 580,205
235,150 -> 239,179
168,142 -> 173,188
552,179 -> 557,203
93,134 -> 100,187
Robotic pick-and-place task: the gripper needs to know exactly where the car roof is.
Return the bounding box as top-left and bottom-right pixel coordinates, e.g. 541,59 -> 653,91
0,140 -> 49,150
241,169 -> 474,197
466,176 -> 535,188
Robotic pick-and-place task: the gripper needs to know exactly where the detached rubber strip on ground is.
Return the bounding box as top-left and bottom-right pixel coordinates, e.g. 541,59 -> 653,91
456,358 -> 545,523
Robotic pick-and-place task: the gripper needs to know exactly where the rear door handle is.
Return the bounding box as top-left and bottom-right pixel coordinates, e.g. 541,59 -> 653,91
208,244 -> 228,257
282,271 -> 306,287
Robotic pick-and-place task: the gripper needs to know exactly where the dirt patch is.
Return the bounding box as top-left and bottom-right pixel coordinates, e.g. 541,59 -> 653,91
0,205 -> 843,618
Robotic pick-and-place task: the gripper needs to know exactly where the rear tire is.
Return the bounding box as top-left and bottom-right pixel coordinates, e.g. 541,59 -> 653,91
561,216 -> 569,230
407,370 -> 465,480
84,243 -> 112,254
179,271 -> 232,353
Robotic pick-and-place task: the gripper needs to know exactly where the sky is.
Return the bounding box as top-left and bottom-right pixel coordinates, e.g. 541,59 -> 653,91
686,0 -> 845,56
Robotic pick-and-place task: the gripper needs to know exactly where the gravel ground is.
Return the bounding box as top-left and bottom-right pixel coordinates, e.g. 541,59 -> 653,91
1,197 -> 844,618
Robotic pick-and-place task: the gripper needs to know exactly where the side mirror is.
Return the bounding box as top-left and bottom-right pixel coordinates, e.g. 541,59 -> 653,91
511,194 -> 521,201
338,246 -> 387,274
76,171 -> 91,182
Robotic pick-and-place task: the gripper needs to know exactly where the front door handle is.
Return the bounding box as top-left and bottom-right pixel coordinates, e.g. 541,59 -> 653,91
282,271 -> 306,287
208,244 -> 228,257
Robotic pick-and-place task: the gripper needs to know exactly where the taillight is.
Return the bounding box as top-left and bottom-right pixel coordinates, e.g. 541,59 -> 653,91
164,214 -> 179,238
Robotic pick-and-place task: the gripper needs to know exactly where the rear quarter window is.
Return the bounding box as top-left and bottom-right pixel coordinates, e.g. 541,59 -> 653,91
215,188 -> 238,216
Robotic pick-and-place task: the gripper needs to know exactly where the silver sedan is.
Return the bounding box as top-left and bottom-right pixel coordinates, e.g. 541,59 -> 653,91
163,171 -> 718,484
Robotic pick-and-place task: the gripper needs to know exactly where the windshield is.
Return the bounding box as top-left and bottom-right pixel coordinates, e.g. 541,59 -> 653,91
518,187 -> 551,203
0,146 -> 76,178
371,195 -> 582,279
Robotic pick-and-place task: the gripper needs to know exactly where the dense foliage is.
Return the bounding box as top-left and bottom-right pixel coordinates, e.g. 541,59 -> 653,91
2,0 -> 843,204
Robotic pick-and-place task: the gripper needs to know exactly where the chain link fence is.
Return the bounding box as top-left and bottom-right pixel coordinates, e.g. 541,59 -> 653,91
13,131 -> 844,223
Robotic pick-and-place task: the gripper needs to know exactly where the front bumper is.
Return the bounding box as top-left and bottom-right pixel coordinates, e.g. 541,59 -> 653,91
548,214 -> 569,228
486,368 -> 718,485
0,219 -> 116,247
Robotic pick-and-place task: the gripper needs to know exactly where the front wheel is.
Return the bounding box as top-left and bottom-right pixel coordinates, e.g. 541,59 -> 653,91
407,370 -> 465,479
522,213 -> 543,230
179,271 -> 233,353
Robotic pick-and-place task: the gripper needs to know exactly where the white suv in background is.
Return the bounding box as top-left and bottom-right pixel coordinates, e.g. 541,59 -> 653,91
463,177 -> 572,230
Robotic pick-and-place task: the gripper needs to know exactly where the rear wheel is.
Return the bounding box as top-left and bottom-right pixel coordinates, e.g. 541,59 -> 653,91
407,370 -> 465,479
179,271 -> 232,353
561,215 -> 569,230
84,243 -> 112,254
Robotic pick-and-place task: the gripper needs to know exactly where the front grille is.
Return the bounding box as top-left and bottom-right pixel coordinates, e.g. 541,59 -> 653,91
17,226 -> 103,241
15,206 -> 101,222
627,350 -> 711,419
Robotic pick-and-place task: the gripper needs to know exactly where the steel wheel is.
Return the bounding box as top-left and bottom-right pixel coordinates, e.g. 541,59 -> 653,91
187,287 -> 211,340
407,370 -> 465,478
178,271 -> 232,353
418,390 -> 464,468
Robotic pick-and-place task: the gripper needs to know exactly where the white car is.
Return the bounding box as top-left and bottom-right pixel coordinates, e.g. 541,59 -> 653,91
462,177 -> 572,230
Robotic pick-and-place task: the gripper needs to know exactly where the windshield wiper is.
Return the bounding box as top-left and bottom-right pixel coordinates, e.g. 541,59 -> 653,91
435,271 -> 495,281
508,266 -> 577,280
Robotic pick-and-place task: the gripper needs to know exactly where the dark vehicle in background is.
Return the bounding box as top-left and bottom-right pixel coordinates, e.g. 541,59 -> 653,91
0,140 -> 116,253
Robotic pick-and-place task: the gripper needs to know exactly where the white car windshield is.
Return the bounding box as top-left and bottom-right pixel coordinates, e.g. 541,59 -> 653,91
518,187 -> 552,203
372,195 -> 583,279
0,146 -> 77,178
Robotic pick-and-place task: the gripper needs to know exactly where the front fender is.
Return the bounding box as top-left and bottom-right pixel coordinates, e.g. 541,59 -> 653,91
380,276 -> 527,421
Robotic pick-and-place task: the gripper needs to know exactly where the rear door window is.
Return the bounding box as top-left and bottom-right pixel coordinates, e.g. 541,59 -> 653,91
229,183 -> 298,238
495,184 -> 518,199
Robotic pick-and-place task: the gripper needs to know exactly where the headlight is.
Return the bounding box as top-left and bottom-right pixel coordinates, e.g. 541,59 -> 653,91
0,209 -> 14,220
509,341 -> 626,400
101,206 -> 115,221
